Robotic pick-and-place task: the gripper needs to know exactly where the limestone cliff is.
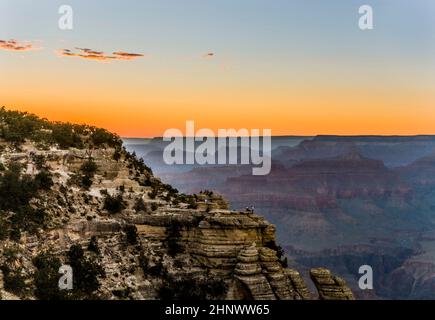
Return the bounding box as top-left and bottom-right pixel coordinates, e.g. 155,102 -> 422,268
0,108 -> 353,300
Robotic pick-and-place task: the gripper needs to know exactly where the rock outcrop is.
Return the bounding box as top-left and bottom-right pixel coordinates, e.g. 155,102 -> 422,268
310,268 -> 354,300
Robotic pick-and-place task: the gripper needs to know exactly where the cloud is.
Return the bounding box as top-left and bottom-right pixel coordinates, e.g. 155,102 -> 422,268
112,52 -> 145,60
75,47 -> 104,55
58,47 -> 144,62
0,39 -> 39,52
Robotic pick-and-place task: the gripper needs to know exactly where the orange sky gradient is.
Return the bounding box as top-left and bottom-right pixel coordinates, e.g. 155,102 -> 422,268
2,74 -> 435,137
1,1 -> 435,137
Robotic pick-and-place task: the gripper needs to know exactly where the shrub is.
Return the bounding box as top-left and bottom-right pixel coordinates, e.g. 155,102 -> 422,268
67,244 -> 105,298
80,175 -> 93,189
0,107 -> 121,151
281,257 -> 289,268
139,253 -> 163,276
124,225 -> 138,245
265,240 -> 288,267
80,159 -> 98,176
200,190 -> 214,197
103,193 -> 126,214
88,236 -> 100,255
148,188 -> 158,199
35,170 -> 54,190
0,108 -> 45,143
113,148 -> 122,161
10,206 -> 48,236
133,197 -> 147,212
32,251 -> 66,300
0,107 -> 125,150
9,227 -> 21,242
162,184 -> 178,196
1,267 -> 28,297
0,216 -> 9,240
32,154 -> 46,170
51,123 -> 83,149
166,223 -> 183,256
0,162 -> 49,239
124,150 -> 152,174
187,197 -> 198,209
0,246 -> 29,298
68,244 -> 84,262
0,162 -> 35,211
77,159 -> 98,190
90,128 -> 120,147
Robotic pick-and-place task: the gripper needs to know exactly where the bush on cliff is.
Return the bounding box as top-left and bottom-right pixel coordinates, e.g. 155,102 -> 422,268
67,244 -> 105,298
265,240 -> 288,268
103,193 -> 126,214
88,236 -> 101,255
166,222 -> 184,256
79,159 -> 98,189
32,251 -> 67,300
0,246 -> 30,298
133,197 -> 147,213
0,162 -> 37,211
33,245 -> 106,300
34,169 -> 54,190
0,107 -> 46,143
90,128 -> 121,148
0,162 -> 50,240
0,216 -> 9,240
139,252 -> 163,276
1,107 -> 123,150
124,224 -> 138,245
51,123 -> 84,149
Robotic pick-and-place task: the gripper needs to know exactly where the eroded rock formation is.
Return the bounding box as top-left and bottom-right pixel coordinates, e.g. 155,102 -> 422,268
310,268 -> 354,300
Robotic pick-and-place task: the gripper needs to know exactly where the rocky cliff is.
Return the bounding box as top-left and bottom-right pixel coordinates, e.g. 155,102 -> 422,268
0,108 -> 353,300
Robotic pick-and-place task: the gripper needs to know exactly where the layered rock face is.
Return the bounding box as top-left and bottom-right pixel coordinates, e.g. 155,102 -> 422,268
129,209 -> 351,300
310,268 -> 354,300
232,245 -> 310,300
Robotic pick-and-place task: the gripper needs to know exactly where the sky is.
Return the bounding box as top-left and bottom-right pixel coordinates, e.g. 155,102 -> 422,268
1,0 -> 435,137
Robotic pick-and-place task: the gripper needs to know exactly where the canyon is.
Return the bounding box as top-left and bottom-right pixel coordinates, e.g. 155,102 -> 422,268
0,108 -> 352,300
125,135 -> 435,299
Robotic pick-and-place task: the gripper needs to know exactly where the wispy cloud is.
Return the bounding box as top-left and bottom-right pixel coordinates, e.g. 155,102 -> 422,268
112,52 -> 145,60
0,39 -> 40,52
58,47 -> 144,62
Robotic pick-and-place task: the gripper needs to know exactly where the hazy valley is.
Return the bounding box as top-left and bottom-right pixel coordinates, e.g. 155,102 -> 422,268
125,135 -> 435,299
